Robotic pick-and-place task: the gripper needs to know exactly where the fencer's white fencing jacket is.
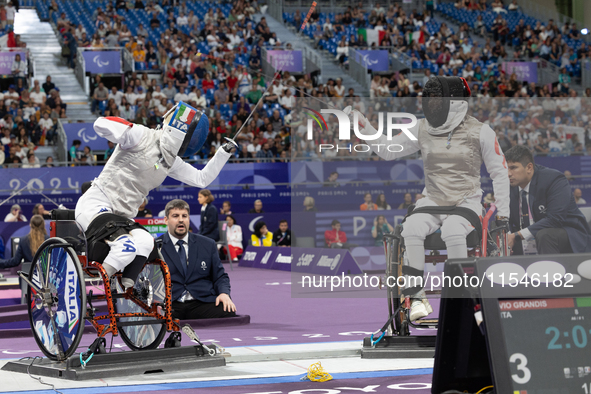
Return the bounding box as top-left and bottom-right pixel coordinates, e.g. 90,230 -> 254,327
359,111 -> 510,217
90,117 -> 231,218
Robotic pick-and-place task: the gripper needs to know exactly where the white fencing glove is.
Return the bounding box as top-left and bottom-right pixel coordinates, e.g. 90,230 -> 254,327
220,137 -> 238,153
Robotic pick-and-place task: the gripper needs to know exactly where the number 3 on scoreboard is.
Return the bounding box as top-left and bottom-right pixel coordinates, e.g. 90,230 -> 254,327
510,353 -> 532,384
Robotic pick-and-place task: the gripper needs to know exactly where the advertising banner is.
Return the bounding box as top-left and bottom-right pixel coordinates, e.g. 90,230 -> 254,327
0,51 -> 26,75
240,246 -> 363,275
82,51 -> 121,74
266,50 -> 303,72
62,123 -> 111,151
355,50 -> 389,71
502,62 -> 538,83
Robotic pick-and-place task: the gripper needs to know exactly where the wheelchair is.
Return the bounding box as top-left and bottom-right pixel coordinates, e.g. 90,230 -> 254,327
17,210 -> 208,362
375,203 -> 510,342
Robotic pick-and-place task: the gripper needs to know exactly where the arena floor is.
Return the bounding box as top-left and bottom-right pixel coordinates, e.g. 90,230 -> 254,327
0,267 -> 435,393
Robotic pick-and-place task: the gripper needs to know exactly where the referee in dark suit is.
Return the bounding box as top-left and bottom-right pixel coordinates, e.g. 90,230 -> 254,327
158,199 -> 236,320
505,145 -> 591,254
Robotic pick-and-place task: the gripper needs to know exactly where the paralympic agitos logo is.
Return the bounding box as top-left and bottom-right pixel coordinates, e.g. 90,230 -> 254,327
303,108 -> 418,153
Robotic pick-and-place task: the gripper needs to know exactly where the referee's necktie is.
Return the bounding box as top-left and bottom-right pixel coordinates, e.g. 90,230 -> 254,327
521,190 -> 530,229
177,240 -> 187,276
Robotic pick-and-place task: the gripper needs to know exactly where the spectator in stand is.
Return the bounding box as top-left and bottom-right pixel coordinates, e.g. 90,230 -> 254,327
225,215 -> 243,261
32,203 -> 51,219
273,220 -> 291,247
303,196 -> 317,212
0,215 -> 48,269
63,26 -> 77,69
4,204 -> 26,222
256,142 -> 274,162
249,199 -> 264,214
42,75 -> 55,93
360,193 -> 378,210
69,139 -> 80,163
376,193 -> 392,210
398,193 -> 414,209
42,156 -> 54,167
324,220 -> 354,249
11,53 -> 26,87
372,215 -> 394,246
198,189 -> 219,242
30,83 -> 46,106
251,221 -> 273,247
216,201 -> 232,216
132,43 -> 147,65
137,197 -> 153,218
104,140 -> 115,162
22,151 -> 40,168
323,171 -> 340,187
0,5 -> 6,30
574,189 -> 586,205
91,82 -> 109,114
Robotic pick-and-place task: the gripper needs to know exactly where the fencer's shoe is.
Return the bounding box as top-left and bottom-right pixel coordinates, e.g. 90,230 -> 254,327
132,276 -> 153,307
409,290 -> 433,322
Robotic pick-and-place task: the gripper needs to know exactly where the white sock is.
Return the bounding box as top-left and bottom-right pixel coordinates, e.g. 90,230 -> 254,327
404,237 -> 426,271
446,236 -> 468,260
102,262 -> 117,278
121,277 -> 135,291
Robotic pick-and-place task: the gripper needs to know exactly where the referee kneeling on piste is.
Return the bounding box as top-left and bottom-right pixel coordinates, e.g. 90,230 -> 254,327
158,199 -> 237,320
505,145 -> 591,255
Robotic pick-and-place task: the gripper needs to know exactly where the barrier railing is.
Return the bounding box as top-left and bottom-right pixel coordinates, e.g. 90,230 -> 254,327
582,59 -> 591,89
349,48 -> 370,92
56,119 -> 68,164
267,0 -> 283,23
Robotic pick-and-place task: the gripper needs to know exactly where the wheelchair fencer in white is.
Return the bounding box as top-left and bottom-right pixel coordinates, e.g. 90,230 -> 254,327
75,102 -> 237,292
344,76 -> 510,321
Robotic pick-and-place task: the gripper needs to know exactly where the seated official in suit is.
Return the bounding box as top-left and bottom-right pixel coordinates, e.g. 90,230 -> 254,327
158,199 -> 236,320
0,215 -> 48,269
272,220 -> 291,247
505,146 -> 591,254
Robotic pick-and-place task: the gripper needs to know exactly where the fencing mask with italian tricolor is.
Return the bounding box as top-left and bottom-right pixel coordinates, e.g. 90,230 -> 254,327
162,101 -> 209,157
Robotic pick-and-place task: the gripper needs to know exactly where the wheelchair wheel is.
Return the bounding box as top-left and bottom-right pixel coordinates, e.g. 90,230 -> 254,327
114,262 -> 166,350
27,238 -> 86,361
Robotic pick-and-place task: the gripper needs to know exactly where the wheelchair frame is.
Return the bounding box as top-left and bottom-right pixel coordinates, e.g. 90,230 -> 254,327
376,204 -> 509,342
18,216 -> 184,362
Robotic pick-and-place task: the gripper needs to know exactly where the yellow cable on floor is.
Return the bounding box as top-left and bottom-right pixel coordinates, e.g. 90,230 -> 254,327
301,362 -> 333,382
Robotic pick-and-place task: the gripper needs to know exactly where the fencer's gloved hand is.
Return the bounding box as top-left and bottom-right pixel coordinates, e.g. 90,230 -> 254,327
343,106 -> 378,137
220,137 -> 238,153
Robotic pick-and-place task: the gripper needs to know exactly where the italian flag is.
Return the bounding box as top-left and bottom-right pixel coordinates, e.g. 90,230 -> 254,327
358,28 -> 387,46
406,30 -> 425,44
176,104 -> 197,124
